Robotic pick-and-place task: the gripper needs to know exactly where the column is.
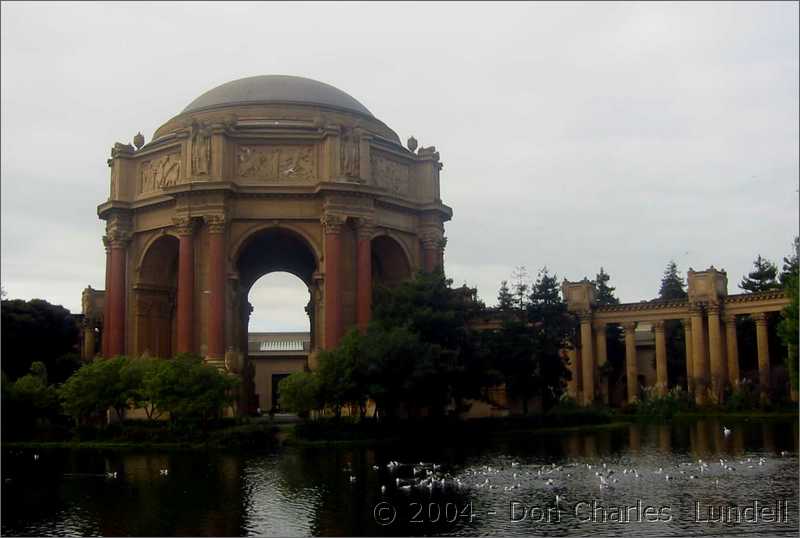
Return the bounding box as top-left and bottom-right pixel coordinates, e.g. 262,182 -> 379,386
707,304 -> 725,403
565,347 -> 579,399
175,218 -> 196,354
106,231 -> 129,357
102,235 -> 111,358
355,218 -> 374,332
723,314 -> 740,390
653,321 -> 668,396
420,230 -> 440,273
83,319 -> 96,359
322,214 -> 344,348
623,321 -> 638,403
754,313 -> 771,400
682,318 -> 694,395
690,305 -> 708,405
594,323 -> 609,405
206,215 -> 227,361
579,313 -> 595,406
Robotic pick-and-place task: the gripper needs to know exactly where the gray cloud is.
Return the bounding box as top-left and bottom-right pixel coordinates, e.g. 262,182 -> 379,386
2,2 -> 797,330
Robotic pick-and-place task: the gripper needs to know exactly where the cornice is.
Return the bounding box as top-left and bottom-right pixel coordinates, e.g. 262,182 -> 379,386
594,298 -> 689,314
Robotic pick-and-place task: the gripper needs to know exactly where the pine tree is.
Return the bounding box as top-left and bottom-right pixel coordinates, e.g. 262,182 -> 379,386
739,255 -> 780,293
497,280 -> 514,312
658,261 -> 687,300
595,267 -> 619,306
510,265 -> 530,313
779,236 -> 799,285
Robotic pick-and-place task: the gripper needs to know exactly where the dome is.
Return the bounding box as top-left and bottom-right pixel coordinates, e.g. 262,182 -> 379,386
182,75 -> 373,117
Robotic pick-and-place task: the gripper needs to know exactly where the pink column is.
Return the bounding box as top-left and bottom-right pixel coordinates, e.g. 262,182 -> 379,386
355,218 -> 374,332
206,216 -> 227,360
102,235 -> 111,358
323,214 -> 344,348
175,218 -> 195,354
106,232 -> 129,357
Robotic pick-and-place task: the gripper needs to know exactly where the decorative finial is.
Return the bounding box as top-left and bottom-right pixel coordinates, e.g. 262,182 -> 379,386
133,132 -> 145,150
407,136 -> 418,152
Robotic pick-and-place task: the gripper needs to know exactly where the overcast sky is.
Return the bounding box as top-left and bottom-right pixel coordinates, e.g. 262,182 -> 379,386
2,2 -> 798,332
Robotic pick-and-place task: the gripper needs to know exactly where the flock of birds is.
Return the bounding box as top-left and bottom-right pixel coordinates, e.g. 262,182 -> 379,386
341,426 -> 793,499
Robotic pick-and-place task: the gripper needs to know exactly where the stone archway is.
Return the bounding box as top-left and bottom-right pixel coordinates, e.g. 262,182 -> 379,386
371,234 -> 412,287
134,234 -> 179,357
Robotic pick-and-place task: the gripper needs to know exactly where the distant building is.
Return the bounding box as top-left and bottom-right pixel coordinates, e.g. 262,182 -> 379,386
248,332 -> 310,412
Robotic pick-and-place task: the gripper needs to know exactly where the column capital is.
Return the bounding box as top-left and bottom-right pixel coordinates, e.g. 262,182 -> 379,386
593,320 -> 607,331
578,311 -> 593,323
420,228 -> 442,249
652,320 -> 666,332
173,216 -> 197,236
707,303 -> 722,316
107,228 -> 131,248
622,321 -> 637,332
681,318 -> 692,329
102,234 -> 111,252
689,303 -> 705,315
205,214 -> 227,234
355,216 -> 376,240
321,213 -> 346,235
753,312 -> 769,325
723,313 -> 737,325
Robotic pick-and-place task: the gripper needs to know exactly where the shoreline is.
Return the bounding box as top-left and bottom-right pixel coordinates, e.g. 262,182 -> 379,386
3,409 -> 796,451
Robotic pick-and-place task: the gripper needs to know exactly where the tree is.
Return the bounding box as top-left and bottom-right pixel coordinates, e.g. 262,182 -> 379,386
315,331 -> 362,418
144,355 -> 238,426
497,280 -> 514,312
510,266 -> 530,313
278,371 -> 321,418
6,362 -> 60,427
527,267 -> 573,410
659,261 -> 688,300
779,236 -> 799,285
595,267 -> 619,306
1,298 -> 80,382
59,357 -> 130,423
739,255 -> 780,293
778,260 -> 799,396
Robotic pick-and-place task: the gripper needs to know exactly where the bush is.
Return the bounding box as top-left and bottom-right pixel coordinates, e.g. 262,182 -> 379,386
635,386 -> 694,418
725,379 -> 761,411
59,356 -> 130,422
278,371 -> 321,418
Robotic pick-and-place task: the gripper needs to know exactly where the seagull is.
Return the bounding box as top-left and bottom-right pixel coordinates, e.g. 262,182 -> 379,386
381,485 -> 386,494
105,472 -> 117,479
349,476 -> 357,483
33,454 -> 39,461
723,426 -> 732,437
159,469 -> 169,476
372,465 -> 380,471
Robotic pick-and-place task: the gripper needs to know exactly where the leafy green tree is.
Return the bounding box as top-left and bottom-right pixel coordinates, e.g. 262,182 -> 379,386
59,357 -> 131,422
658,261 -> 688,300
8,362 -> 60,421
315,331 -> 362,418
144,355 -> 238,426
1,298 -> 81,381
120,357 -> 162,420
739,255 -> 780,293
278,371 -> 321,418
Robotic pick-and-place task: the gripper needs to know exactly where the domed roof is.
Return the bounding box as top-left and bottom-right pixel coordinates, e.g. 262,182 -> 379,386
182,75 -> 373,117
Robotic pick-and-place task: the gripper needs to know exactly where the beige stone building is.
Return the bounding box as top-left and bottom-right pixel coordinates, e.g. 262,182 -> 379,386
562,267 -> 792,406
87,75 -> 451,411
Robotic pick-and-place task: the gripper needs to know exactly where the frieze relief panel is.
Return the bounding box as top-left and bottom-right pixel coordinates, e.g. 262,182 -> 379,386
139,152 -> 182,194
370,151 -> 409,196
236,145 -> 316,182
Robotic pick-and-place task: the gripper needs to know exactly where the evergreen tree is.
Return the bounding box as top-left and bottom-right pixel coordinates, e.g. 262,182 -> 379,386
658,261 -> 688,300
595,267 -> 619,306
779,236 -> 799,285
497,280 -> 514,312
739,255 -> 780,292
510,265 -> 530,313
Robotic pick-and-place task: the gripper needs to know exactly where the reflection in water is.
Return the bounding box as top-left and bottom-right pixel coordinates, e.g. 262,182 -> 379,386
2,418 -> 798,537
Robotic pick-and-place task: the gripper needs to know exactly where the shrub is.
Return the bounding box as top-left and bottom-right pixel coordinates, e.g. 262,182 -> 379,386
635,385 -> 693,418
278,371 -> 321,418
59,356 -> 130,422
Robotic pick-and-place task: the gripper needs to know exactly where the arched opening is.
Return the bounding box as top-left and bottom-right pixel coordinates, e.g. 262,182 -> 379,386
371,235 -> 411,287
235,227 -> 318,414
135,235 -> 179,357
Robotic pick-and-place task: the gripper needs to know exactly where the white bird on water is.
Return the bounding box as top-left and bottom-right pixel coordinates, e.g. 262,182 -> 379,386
159,469 -> 169,476
723,426 -> 732,437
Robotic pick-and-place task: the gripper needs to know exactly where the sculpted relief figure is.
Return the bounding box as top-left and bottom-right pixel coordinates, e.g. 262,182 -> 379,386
340,127 -> 360,179
140,153 -> 182,194
237,145 -> 314,181
370,152 -> 409,195
191,122 -> 212,176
